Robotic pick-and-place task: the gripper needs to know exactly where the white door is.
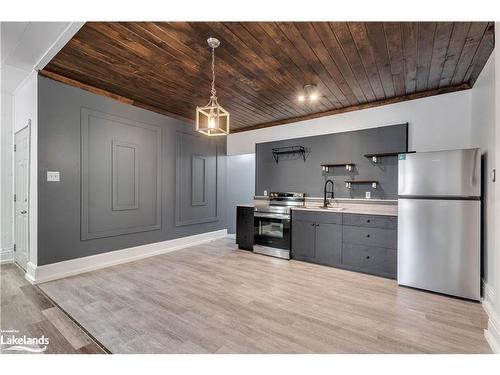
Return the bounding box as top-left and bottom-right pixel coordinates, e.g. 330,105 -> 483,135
14,126 -> 29,271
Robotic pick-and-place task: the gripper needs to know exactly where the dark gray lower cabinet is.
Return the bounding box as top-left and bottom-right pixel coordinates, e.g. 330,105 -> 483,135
291,210 -> 397,279
315,223 -> 342,266
291,220 -> 316,260
291,214 -> 342,267
236,206 -> 254,251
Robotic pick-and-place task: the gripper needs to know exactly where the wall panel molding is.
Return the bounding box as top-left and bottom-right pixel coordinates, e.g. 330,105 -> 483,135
112,140 -> 139,211
81,108 -> 162,240
191,154 -> 207,206
176,132 -> 218,227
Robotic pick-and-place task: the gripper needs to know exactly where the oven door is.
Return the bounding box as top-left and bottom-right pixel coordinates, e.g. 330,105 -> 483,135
254,212 -> 290,250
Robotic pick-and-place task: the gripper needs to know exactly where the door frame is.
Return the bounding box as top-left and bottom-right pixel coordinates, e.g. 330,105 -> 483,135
13,120 -> 31,271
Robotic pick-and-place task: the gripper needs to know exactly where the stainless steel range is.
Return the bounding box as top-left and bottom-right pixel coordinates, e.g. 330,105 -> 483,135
253,192 -> 305,259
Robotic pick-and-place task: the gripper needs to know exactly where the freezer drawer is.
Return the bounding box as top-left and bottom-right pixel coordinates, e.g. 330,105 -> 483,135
397,198 -> 480,300
398,149 -> 480,197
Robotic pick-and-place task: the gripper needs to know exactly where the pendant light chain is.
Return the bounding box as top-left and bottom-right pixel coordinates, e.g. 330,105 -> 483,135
211,46 -> 217,99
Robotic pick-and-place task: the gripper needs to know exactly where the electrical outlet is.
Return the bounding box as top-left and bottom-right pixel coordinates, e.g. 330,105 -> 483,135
47,171 -> 60,182
365,191 -> 371,199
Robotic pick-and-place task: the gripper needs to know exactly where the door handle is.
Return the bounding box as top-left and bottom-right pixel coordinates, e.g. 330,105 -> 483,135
20,210 -> 27,214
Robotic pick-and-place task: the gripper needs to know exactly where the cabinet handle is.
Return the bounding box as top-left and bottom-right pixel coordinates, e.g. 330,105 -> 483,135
366,234 -> 370,238
311,223 -> 315,226
366,219 -> 371,223
316,224 -> 319,227
366,255 -> 370,260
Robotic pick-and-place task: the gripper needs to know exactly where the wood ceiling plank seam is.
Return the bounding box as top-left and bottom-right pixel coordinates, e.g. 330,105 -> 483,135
415,22 -> 437,92
364,22 -> 396,99
231,21 -> 331,114
347,22 -> 386,101
451,22 -> 489,86
236,22 -> 335,112
382,22 -> 406,97
291,22 -> 359,106
464,23 -> 495,86
45,61 -> 214,123
314,22 -> 369,104
109,24 -> 291,122
438,22 -> 471,88
402,22 -> 418,95
209,21 -> 313,117
195,22 -> 306,118
46,54 -> 261,128
427,22 -> 454,90
328,22 -> 377,102
64,37 -> 210,105
48,49 -> 217,118
302,21 -> 362,105
231,83 -> 471,133
39,69 -> 197,125
88,22 -> 289,121
275,22 -> 351,107
256,22 -> 342,108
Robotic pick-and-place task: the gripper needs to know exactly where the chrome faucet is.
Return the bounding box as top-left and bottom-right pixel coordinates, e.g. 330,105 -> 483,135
323,179 -> 334,208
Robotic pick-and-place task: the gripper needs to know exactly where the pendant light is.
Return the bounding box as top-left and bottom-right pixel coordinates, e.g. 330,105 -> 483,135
195,37 -> 230,136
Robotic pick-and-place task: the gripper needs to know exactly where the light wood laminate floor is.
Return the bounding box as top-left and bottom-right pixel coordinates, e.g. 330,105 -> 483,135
39,238 -> 491,354
0,264 -> 106,354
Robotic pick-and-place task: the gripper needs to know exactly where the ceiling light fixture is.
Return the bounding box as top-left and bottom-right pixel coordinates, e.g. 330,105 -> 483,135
298,84 -> 320,103
196,37 -> 229,136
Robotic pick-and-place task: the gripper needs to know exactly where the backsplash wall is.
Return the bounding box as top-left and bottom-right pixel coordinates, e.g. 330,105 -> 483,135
255,124 -> 408,199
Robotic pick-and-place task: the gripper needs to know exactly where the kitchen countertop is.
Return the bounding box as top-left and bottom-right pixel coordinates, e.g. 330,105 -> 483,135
237,202 -> 398,216
291,204 -> 398,216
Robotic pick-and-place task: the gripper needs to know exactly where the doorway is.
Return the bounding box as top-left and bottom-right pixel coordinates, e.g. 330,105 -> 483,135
14,125 -> 30,271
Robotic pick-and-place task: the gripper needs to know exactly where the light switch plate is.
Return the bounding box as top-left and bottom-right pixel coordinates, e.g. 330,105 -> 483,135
47,171 -> 60,182
365,191 -> 371,199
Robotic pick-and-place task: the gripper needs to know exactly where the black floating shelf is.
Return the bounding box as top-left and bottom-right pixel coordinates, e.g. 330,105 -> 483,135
364,151 -> 416,163
344,180 -> 378,189
272,146 -> 306,163
321,163 -> 355,172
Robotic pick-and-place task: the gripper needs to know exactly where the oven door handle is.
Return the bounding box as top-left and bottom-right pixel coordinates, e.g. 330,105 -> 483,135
254,212 -> 290,220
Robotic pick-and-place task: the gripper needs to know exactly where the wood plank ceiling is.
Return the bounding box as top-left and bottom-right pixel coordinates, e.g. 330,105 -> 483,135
41,22 -> 495,132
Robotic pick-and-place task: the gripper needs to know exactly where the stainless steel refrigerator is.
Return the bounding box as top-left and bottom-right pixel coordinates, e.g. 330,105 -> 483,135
397,148 -> 481,301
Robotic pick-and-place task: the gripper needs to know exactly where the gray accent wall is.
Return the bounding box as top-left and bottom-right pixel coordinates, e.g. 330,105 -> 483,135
255,124 -> 408,199
38,76 -> 227,266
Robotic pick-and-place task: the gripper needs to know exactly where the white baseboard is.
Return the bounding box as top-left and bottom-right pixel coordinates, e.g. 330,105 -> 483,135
482,281 -> 500,353
25,229 -> 228,284
226,233 -> 236,239
0,247 -> 14,264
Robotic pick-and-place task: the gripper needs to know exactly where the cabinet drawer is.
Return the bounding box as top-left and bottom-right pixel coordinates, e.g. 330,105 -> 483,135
292,210 -> 342,224
342,243 -> 396,278
342,226 -> 397,249
342,213 -> 396,229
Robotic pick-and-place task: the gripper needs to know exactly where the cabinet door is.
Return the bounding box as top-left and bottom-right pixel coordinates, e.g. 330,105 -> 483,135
291,220 -> 316,259
315,223 -> 342,266
236,206 -> 254,251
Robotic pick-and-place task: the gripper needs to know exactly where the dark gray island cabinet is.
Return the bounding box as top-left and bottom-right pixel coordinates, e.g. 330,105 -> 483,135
236,206 -> 254,251
291,210 -> 397,279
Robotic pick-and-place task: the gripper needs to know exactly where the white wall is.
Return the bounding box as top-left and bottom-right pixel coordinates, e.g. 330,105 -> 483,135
1,91 -> 14,262
226,154 -> 255,234
227,90 -> 472,155
470,53 -> 496,294
12,72 -> 38,266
